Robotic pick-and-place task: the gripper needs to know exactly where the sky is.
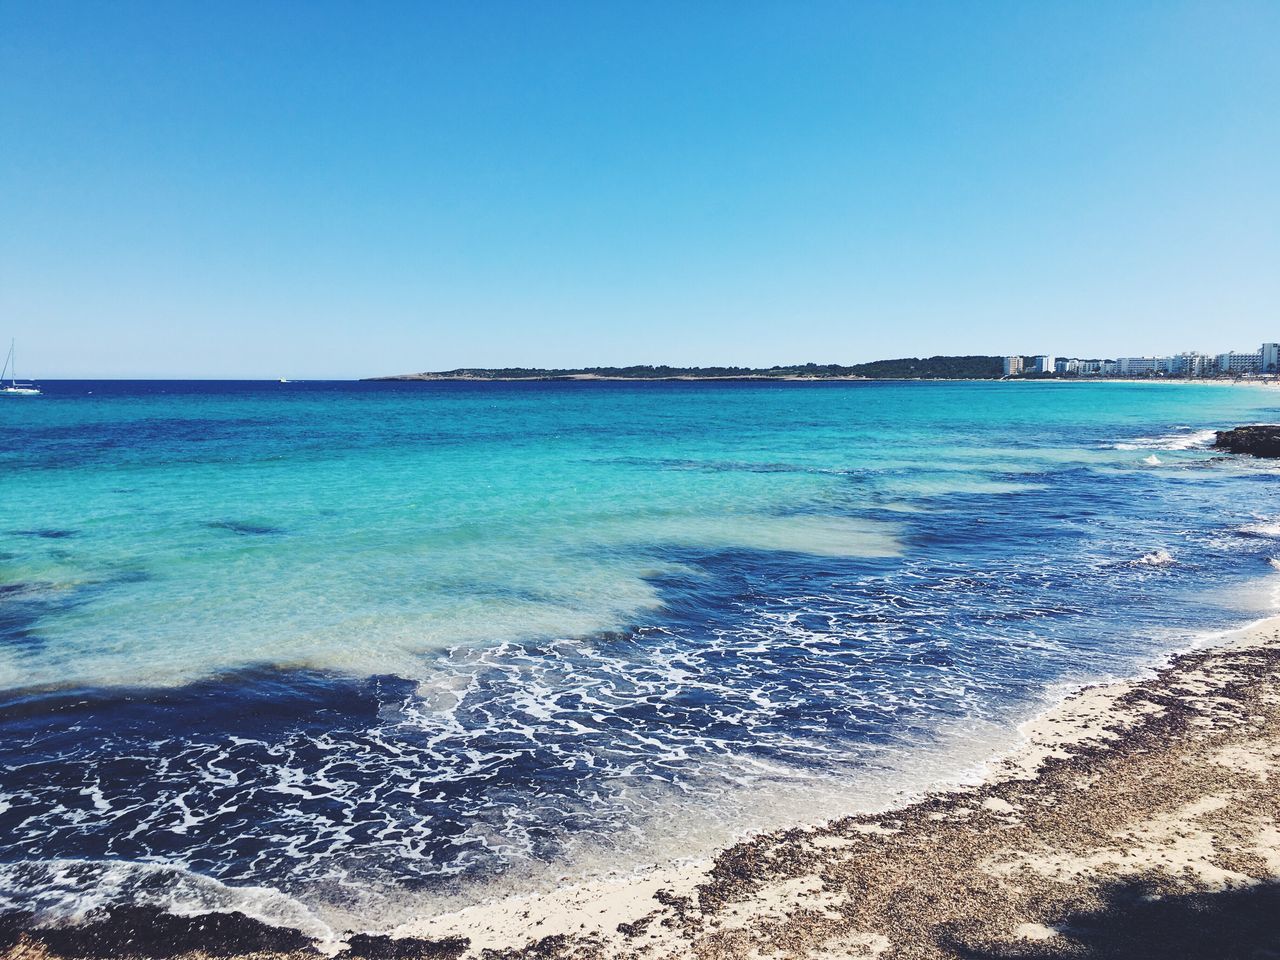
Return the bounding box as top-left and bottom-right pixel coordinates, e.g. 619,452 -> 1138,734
1,1 -> 1278,378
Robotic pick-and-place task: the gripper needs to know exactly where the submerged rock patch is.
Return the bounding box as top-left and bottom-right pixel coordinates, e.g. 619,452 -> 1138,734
205,521 -> 285,536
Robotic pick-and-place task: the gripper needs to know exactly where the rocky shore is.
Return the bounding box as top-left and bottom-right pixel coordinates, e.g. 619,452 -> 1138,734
6,616 -> 1280,960
1215,425 -> 1280,458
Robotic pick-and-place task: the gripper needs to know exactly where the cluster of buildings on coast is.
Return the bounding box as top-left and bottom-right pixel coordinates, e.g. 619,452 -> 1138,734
1002,342 -> 1280,379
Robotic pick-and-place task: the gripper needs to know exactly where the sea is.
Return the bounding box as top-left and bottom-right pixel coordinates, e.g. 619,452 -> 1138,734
2,378 -> 1280,938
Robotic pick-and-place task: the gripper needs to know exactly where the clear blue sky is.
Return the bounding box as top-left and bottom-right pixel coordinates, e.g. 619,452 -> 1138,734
2,1 -> 1277,378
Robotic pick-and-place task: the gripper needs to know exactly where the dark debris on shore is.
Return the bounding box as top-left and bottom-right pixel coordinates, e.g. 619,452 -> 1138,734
0,909 -> 469,960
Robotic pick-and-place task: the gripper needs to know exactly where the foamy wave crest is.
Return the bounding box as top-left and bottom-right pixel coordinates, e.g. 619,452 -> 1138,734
1134,549 -> 1176,567
0,860 -> 333,944
1112,429 -> 1217,451
1143,454 -> 1162,465
1239,521 -> 1280,538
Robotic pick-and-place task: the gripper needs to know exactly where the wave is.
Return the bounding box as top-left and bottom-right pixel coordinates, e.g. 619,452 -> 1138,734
1238,521 -> 1280,538
1096,548 -> 1177,569
1111,428 -> 1217,451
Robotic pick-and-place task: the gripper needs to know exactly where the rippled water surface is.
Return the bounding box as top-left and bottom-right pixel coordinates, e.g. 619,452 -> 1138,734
3,380 -> 1280,931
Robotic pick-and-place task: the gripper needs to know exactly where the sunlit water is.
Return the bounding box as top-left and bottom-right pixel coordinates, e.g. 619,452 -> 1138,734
3,380 -> 1280,935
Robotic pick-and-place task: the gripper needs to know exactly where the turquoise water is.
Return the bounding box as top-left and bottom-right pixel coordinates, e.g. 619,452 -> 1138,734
3,379 -> 1280,931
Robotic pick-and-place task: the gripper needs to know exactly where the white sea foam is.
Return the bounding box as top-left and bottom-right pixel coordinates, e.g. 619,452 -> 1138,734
1098,548 -> 1177,569
1112,428 -> 1217,451
1143,454 -> 1162,465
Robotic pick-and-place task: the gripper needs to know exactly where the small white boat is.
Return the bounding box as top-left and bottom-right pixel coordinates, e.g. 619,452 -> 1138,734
0,339 -> 40,396
278,377 -> 290,383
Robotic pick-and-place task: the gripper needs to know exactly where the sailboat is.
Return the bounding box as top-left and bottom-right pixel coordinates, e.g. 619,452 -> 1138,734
1,340 -> 41,396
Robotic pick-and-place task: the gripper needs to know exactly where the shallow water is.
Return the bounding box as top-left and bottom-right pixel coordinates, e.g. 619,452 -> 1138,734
3,380 -> 1280,932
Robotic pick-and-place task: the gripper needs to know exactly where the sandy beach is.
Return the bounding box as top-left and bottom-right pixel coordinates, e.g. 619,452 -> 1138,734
5,613 -> 1280,960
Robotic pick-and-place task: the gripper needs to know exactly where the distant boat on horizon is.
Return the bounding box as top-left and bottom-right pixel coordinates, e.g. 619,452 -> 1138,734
1,339 -> 40,396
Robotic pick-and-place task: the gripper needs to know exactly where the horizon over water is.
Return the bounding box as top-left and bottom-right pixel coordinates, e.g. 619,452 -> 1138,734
4,379 -> 1280,937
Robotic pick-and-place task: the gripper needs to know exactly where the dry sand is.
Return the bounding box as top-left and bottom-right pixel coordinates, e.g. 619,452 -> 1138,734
6,617 -> 1280,959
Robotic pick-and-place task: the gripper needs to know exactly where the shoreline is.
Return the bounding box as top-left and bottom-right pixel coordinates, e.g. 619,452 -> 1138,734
365,373 -> 1280,385
6,613 -> 1280,959
385,612 -> 1280,958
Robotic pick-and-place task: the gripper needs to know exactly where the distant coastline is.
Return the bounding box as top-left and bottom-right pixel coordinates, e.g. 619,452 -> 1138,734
369,371 -> 876,382
365,357 -> 1279,384
364,357 -> 1004,381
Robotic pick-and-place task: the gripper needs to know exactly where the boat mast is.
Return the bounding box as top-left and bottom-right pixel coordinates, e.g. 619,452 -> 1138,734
1,339 -> 12,385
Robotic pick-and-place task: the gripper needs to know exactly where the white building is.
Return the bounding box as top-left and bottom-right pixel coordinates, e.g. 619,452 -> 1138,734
1261,343 -> 1280,373
1217,351 -> 1262,375
1169,352 -> 1212,377
1001,345 -> 1276,378
1118,357 -> 1162,376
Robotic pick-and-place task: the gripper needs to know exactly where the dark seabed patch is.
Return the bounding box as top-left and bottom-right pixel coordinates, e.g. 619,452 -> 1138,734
8,530 -> 76,540
205,520 -> 285,536
0,575 -> 152,657
597,455 -> 858,475
0,583 -> 64,655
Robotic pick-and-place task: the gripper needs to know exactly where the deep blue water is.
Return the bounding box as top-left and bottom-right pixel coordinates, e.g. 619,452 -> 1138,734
2,379 -> 1279,931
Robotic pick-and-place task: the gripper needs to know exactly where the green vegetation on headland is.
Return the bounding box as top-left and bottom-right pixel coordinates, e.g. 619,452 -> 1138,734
367,356 -> 1005,381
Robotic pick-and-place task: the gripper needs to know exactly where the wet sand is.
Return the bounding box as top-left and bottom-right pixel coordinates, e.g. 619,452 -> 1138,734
6,617 -> 1280,959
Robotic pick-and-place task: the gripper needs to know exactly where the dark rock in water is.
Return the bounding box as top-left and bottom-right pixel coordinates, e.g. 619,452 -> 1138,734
0,906 -> 318,958
1214,425 -> 1280,458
